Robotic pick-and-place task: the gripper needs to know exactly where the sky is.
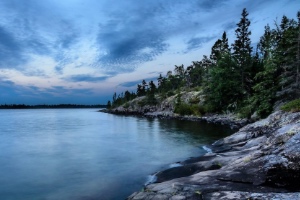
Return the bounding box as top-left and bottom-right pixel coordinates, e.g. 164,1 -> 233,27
0,0 -> 299,105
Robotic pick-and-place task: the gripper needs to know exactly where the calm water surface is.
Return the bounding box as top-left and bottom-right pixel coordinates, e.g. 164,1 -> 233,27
0,109 -> 234,200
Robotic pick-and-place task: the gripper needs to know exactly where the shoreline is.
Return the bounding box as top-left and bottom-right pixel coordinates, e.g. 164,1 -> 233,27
100,109 -> 250,130
124,110 -> 300,200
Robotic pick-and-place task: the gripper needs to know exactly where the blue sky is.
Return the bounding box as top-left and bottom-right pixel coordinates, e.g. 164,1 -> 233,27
0,0 -> 298,104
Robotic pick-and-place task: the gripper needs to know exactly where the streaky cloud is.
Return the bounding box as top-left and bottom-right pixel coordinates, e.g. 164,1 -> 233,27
186,36 -> 216,52
65,74 -> 111,83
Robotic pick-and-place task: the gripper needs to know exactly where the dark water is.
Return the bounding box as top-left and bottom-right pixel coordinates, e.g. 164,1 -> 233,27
0,109 -> 234,200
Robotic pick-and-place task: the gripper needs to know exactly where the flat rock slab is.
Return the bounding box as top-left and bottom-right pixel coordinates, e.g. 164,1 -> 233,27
128,111 -> 300,199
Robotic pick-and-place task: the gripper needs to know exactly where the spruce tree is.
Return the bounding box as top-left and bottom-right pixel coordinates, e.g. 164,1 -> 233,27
249,25 -> 277,117
232,8 -> 253,98
211,31 -> 230,62
275,14 -> 300,101
205,54 -> 240,112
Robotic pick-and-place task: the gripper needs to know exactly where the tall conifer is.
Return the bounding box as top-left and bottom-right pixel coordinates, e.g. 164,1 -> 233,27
232,8 -> 253,97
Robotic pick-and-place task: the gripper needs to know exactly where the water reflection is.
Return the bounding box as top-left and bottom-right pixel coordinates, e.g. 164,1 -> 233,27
0,110 -> 235,200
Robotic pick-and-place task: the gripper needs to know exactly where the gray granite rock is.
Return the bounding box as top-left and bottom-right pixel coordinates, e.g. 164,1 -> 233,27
128,111 -> 300,200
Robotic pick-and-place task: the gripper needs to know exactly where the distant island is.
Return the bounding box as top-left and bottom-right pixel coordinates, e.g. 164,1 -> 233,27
0,104 -> 106,109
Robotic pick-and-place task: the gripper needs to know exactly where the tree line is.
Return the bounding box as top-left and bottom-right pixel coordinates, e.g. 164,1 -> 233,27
108,9 -> 300,118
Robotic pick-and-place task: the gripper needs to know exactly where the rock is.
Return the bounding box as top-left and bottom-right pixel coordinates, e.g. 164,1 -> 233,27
251,111 -> 259,121
128,111 -> 300,199
169,195 -> 186,200
203,191 -> 300,200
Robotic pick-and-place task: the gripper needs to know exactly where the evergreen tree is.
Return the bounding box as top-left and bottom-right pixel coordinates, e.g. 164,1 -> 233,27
157,74 -> 163,88
211,31 -> 230,63
146,81 -> 157,104
248,25 -> 278,117
124,90 -> 131,101
174,64 -> 185,78
107,100 -> 112,109
137,84 -> 145,96
232,8 -> 253,97
205,54 -> 240,112
142,80 -> 148,92
275,14 -> 300,101
184,65 -> 193,88
112,92 -> 117,107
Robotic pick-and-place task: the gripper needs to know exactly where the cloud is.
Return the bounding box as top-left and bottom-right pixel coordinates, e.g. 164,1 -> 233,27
96,0 -> 229,68
0,0 -> 298,104
65,74 -> 111,83
0,0 -> 239,72
186,36 -> 216,52
198,0 -> 230,10
97,20 -> 169,68
0,0 -> 82,70
0,26 -> 27,68
222,21 -> 237,31
0,79 -> 102,104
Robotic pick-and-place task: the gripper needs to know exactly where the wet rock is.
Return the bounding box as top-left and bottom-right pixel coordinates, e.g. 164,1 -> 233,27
128,111 -> 300,199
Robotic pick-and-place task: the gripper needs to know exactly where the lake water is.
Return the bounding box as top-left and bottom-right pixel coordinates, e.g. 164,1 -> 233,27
0,109 -> 234,200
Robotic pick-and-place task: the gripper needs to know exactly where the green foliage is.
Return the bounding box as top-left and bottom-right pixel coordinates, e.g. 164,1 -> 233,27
281,99 -> 300,112
107,100 -> 112,109
199,104 -> 215,114
145,93 -> 157,105
232,8 -> 253,98
194,86 -> 202,91
167,91 -> 175,97
189,96 -> 200,104
174,93 -> 202,116
174,103 -> 202,116
237,104 -> 252,119
123,102 -> 130,109
275,15 -> 300,101
111,90 -> 137,108
137,98 -> 148,107
107,9 -> 300,120
175,93 -> 182,105
205,54 -> 241,112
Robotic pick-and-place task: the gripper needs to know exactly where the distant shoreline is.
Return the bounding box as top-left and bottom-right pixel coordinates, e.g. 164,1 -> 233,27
0,104 -> 106,109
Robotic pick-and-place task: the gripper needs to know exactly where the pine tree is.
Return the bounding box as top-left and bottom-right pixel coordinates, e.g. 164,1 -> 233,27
248,25 -> 277,117
107,100 -> 112,109
146,81 -> 157,104
205,54 -> 240,112
275,14 -> 300,101
137,84 -> 145,96
112,92 -> 117,107
211,31 -> 230,62
232,8 -> 253,97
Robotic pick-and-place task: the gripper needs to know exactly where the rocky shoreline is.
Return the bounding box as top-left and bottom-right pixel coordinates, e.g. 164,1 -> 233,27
126,110 -> 300,200
101,108 -> 249,129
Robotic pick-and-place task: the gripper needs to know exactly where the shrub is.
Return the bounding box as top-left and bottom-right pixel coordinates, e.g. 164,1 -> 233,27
167,91 -> 175,97
281,99 -> 300,112
137,99 -> 147,107
200,103 -> 218,113
194,86 -> 202,91
189,96 -> 200,104
123,102 -> 130,109
174,103 -> 202,116
238,105 -> 252,119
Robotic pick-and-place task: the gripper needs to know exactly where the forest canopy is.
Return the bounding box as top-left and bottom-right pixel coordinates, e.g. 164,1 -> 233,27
108,9 -> 300,119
